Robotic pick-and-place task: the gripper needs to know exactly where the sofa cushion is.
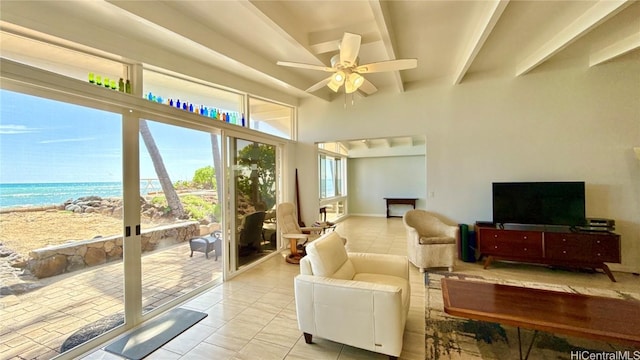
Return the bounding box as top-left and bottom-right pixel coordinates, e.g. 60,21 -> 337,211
305,232 -> 355,280
353,273 -> 410,310
419,236 -> 456,245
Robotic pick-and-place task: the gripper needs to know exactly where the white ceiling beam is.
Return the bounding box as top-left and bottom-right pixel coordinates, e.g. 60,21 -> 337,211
385,138 -> 392,147
516,0 -> 632,76
106,0 -> 330,100
453,0 -> 509,85
590,32 -> 640,66
308,22 -> 379,55
244,1 -> 318,61
368,0 -> 405,93
240,1 -> 335,100
338,141 -> 351,150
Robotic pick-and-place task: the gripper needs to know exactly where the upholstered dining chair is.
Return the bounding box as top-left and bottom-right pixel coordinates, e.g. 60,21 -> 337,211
402,209 -> 459,272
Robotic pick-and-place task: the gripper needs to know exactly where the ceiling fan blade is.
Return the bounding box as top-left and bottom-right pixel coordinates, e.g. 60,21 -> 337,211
305,76 -> 332,92
358,78 -> 378,95
355,59 -> 417,74
277,61 -> 334,72
339,32 -> 361,67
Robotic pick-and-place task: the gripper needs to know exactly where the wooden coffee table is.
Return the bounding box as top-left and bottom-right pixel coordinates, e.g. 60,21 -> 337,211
441,278 -> 640,359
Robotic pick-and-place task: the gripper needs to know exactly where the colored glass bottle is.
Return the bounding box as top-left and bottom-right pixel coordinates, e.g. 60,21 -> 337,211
125,80 -> 131,94
88,72 -> 95,84
118,78 -> 124,92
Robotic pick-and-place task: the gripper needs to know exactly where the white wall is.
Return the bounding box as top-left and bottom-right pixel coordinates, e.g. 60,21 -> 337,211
295,56 -> 640,272
348,156 -> 426,216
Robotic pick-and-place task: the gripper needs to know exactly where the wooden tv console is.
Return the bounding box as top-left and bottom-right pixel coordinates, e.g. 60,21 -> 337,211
476,225 -> 621,282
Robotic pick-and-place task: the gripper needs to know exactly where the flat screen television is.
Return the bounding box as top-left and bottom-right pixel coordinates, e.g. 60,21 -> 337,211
492,181 -> 586,227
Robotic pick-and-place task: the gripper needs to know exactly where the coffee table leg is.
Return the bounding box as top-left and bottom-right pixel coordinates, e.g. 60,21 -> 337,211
517,327 -> 538,360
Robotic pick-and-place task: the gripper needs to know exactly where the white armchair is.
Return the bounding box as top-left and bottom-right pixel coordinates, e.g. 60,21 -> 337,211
402,209 -> 459,272
295,232 -> 410,360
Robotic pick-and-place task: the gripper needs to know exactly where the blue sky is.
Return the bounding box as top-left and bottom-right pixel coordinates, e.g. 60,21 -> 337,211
0,89 -> 217,184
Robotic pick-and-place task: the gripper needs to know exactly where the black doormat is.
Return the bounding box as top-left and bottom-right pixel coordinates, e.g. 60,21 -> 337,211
104,308 -> 207,360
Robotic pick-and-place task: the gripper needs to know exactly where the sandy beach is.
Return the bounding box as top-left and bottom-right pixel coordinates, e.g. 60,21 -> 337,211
0,209 -> 162,258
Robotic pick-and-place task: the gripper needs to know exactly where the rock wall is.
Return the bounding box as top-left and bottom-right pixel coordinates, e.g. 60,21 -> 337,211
27,221 -> 199,278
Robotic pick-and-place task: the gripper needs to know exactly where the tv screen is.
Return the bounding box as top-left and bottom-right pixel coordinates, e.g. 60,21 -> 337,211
492,182 -> 586,226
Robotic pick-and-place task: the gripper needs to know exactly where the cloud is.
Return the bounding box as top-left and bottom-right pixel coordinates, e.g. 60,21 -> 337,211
0,124 -> 40,134
39,137 -> 95,144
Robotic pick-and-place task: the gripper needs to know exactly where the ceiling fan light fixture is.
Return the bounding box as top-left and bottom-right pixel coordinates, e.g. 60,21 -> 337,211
351,73 -> 364,87
327,70 -> 345,92
345,73 -> 364,94
277,32 -> 417,96
332,71 -> 345,83
327,79 -> 341,92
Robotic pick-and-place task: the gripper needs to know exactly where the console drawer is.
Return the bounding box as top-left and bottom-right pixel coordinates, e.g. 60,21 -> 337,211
545,232 -> 620,263
479,229 -> 543,258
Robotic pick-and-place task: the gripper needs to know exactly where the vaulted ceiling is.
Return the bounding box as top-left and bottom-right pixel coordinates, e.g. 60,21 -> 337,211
2,1 -> 639,103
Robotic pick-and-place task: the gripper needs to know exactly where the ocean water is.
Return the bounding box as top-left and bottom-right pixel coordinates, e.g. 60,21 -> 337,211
0,181 -> 159,209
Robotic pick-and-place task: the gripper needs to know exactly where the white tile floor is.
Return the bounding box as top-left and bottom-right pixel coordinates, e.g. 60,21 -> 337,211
82,216 -> 425,360
80,216 -> 640,359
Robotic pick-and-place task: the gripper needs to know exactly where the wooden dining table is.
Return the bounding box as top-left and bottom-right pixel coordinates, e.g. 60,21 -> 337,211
441,278 -> 640,359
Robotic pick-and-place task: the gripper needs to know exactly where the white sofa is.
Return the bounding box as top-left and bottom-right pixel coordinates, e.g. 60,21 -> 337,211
295,231 -> 410,359
402,209 -> 459,272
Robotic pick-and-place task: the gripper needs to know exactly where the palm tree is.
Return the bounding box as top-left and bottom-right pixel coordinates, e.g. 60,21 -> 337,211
210,133 -> 222,209
139,119 -> 185,218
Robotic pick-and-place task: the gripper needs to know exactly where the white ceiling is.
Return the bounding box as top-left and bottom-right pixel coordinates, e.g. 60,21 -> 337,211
2,0 -> 638,103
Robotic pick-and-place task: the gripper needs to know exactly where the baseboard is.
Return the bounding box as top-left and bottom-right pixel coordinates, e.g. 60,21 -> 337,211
348,213 -> 387,217
608,263 -> 640,274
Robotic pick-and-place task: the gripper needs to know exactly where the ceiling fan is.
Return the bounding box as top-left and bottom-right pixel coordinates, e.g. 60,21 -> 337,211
277,32 -> 417,95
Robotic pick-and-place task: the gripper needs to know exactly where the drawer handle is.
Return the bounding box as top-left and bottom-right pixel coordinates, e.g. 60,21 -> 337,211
523,248 -> 527,251
596,240 -> 601,244
494,245 -> 498,249
494,235 -> 498,238
563,250 -> 567,254
562,238 -> 567,242
523,236 -> 527,239
597,253 -> 601,256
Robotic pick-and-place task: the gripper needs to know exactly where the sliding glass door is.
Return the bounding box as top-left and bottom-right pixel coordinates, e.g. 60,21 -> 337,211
138,119 -> 224,314
228,136 -> 278,270
0,89 -> 125,358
